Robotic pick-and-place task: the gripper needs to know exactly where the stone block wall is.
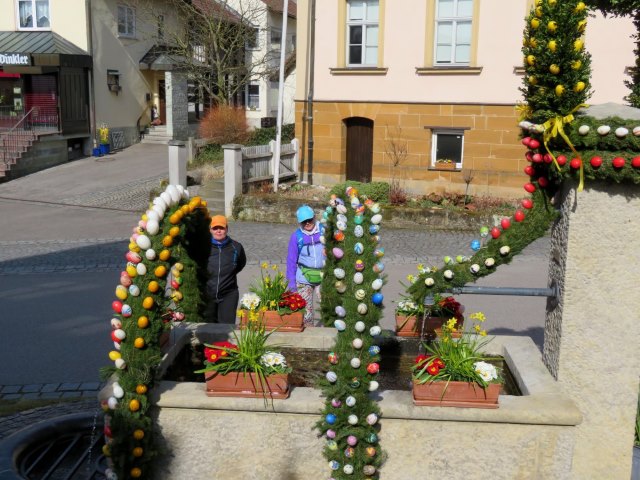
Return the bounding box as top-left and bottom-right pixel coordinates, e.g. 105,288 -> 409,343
166,72 -> 190,141
294,101 -> 523,198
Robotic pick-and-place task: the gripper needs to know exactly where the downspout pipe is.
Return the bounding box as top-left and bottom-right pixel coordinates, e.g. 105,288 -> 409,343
306,0 -> 316,185
86,0 -> 96,150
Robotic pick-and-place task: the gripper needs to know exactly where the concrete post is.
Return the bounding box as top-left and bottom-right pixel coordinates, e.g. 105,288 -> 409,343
168,140 -> 187,188
186,137 -> 194,164
269,140 -> 277,181
544,182 -> 640,479
291,138 -> 299,172
223,144 -> 243,218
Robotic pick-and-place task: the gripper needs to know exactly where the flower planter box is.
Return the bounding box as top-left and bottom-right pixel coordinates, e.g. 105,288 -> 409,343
99,144 -> 110,155
435,162 -> 457,170
204,371 -> 290,399
412,380 -> 500,409
240,310 -> 305,333
395,315 -> 447,337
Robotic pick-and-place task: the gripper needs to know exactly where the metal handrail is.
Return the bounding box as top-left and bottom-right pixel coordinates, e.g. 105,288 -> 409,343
0,108 -> 59,168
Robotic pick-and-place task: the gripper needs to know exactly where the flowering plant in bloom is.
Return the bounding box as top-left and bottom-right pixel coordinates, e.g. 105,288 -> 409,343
259,352 -> 289,374
395,298 -> 422,316
247,263 -> 306,314
412,312 -> 502,388
98,123 -> 109,144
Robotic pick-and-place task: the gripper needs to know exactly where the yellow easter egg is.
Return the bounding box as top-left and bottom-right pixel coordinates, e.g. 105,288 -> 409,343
547,40 -> 556,52
162,235 -> 173,247
129,399 -> 140,412
134,337 -> 145,349
555,84 -> 565,96
137,316 -> 150,328
108,351 -> 121,361
154,265 -> 167,278
547,21 -> 557,32
148,281 -> 159,293
130,467 -> 142,478
115,285 -> 128,300
574,81 -> 586,92
174,262 -> 184,271
526,55 -> 535,66
159,249 -> 171,261
126,265 -> 138,277
549,64 -> 560,74
142,297 -> 154,309
169,226 -> 180,237
530,18 -> 540,29
133,429 -> 145,440
136,384 -> 148,394
572,60 -> 582,70
133,447 -> 144,457
574,39 -> 584,51
129,242 -> 141,253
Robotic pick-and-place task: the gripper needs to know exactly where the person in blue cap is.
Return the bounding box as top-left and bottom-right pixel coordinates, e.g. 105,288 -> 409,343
286,205 -> 325,326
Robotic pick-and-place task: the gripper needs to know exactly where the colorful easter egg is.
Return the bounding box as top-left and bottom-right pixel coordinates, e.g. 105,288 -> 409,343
366,413 -> 379,425
344,447 -> 355,458
354,242 -> 364,254
326,372 -> 338,383
354,215 -> 364,225
357,303 -> 368,315
373,262 -> 385,273
352,338 -> 363,349
326,429 -> 336,439
334,230 -> 345,241
374,247 -> 385,258
347,415 -> 358,425
470,264 -> 481,274
335,306 -> 346,317
470,239 -> 481,251
136,235 -> 151,250
334,320 -> 347,331
326,413 -> 337,424
355,289 -> 366,300
347,434 -> 358,445
334,268 -> 345,279
336,220 -> 347,231
333,247 -> 344,259
115,285 -> 128,300
328,352 -> 339,364
331,398 -> 342,408
346,396 -> 357,407
337,213 -> 347,223
369,380 -> 379,391
355,260 -> 365,271
335,281 -> 347,293
367,363 -> 380,374
128,285 -> 140,297
368,345 -> 380,356
336,204 -> 347,214
343,464 -> 354,474
370,203 -> 380,213
145,249 -> 156,260
121,304 -> 132,317
354,225 -> 364,237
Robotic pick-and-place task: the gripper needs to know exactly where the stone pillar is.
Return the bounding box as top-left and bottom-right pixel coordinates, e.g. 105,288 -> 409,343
165,71 -> 189,140
544,181 -> 640,479
222,144 -> 243,218
168,140 -> 187,188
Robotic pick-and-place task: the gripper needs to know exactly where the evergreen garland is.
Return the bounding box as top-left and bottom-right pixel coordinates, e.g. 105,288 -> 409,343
317,189 -> 386,479
100,186 -> 209,480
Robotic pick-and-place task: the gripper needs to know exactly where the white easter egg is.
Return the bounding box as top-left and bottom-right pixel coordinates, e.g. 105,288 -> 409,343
597,125 -> 611,135
175,184 -> 185,195
578,125 -> 590,135
336,220 -> 347,231
326,371 -> 338,383
350,196 -> 360,208
500,246 -> 511,256
334,268 -> 345,279
145,220 -> 160,236
366,413 -> 379,425
128,285 -> 140,296
334,319 -> 347,331
113,329 -> 126,340
369,380 -> 379,391
352,338 -> 363,349
151,204 -> 165,218
346,395 -> 356,407
107,397 -> 118,409
112,383 -> 124,399
145,210 -> 160,222
370,214 -> 382,225
355,321 -> 366,332
335,281 -> 347,293
470,264 -> 481,274
370,325 -> 382,336
160,192 -> 172,207
335,306 -> 346,317
114,358 -> 126,369
136,235 -> 151,250
166,185 -> 181,203
182,189 -> 190,200
354,225 -> 364,238
355,289 -> 366,301
110,318 -> 122,329
634,126 -> 640,136
152,196 -> 166,209
337,204 -> 347,214
425,277 -> 435,286
353,272 -> 364,284
105,468 -> 117,480
357,303 -> 368,314
485,258 -> 496,267
350,358 -> 361,368
343,465 -> 354,475
136,263 -> 147,276
444,269 -> 454,280
370,203 -> 380,214
348,414 -> 358,425
371,279 -> 383,290
337,214 -> 348,223
145,248 -> 156,260
615,127 -> 629,138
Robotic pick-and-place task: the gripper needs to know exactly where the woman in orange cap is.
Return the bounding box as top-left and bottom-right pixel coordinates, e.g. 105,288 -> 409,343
205,215 -> 246,323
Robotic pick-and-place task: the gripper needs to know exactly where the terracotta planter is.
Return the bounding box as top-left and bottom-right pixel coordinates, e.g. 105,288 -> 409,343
395,315 -> 447,337
412,380 -> 500,408
434,326 -> 463,339
435,162 -> 457,170
204,371 -> 290,399
239,310 -> 305,332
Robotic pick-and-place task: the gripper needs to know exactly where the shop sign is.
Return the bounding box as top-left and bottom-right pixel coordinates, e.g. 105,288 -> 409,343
0,53 -> 31,66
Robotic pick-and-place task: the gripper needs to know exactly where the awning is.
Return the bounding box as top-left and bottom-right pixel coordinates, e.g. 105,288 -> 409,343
0,31 -> 92,69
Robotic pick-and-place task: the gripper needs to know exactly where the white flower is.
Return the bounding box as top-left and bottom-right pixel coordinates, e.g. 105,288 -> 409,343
473,361 -> 498,382
260,352 -> 287,368
240,293 -> 261,310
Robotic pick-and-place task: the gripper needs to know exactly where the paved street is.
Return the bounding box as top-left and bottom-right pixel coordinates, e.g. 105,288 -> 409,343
0,143 -> 550,401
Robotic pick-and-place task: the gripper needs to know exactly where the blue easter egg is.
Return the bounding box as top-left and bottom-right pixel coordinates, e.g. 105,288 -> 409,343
369,224 -> 380,234
354,215 -> 364,225
326,413 -> 337,424
354,242 -> 364,254
371,293 -> 383,305
470,239 -> 481,251
368,345 -> 380,356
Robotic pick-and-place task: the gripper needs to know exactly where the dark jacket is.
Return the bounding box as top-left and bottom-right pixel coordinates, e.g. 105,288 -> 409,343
206,237 -> 246,300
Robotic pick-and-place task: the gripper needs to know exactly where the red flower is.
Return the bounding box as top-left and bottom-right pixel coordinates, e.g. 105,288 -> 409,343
414,354 -> 431,365
426,363 -> 440,376
204,341 -> 237,363
433,357 -> 445,369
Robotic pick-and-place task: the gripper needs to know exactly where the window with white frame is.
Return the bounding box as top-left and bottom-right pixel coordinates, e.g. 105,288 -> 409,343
117,4 -> 136,38
247,83 -> 260,109
17,0 -> 50,30
246,27 -> 259,50
434,0 -> 472,65
431,129 -> 464,168
270,27 -> 282,47
346,0 -> 379,66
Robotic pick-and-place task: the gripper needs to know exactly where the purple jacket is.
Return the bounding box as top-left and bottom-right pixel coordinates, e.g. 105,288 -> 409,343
286,223 -> 325,289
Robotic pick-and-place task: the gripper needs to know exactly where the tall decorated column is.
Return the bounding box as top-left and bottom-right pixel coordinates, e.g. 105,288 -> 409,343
317,186 -> 385,479
521,1 -> 640,477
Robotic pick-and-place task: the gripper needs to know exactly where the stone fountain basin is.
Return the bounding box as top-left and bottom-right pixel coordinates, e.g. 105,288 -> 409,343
143,323 -> 582,479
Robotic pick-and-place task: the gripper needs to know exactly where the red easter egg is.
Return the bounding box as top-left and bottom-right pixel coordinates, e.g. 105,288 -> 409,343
111,331 -> 122,343
528,139 -> 540,149
525,151 -> 533,162
590,156 -> 602,168
367,363 -> 380,374
521,137 -> 531,146
104,425 -> 112,437
570,158 -> 581,169
524,183 -> 536,193
490,227 -> 501,239
522,198 -> 533,209
112,301 -> 123,313
543,153 -> 553,163
524,165 -> 534,176
556,155 -> 567,166
514,210 -> 525,222
501,218 -> 511,230
532,153 -> 543,163
538,177 -> 549,188
612,157 -> 625,168
631,156 -> 640,168
171,280 -> 180,289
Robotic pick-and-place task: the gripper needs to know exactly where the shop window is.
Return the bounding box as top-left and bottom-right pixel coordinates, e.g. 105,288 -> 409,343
17,0 -> 50,30
117,4 -> 136,38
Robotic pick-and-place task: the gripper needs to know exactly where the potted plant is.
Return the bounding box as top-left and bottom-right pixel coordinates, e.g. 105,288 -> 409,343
411,312 -> 503,408
435,158 -> 457,170
196,321 -> 292,399
395,290 -> 464,338
238,262 -> 307,332
98,123 -> 110,155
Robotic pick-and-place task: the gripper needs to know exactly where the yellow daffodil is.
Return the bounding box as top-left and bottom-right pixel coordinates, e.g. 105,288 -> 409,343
474,324 -> 481,333
261,262 -> 268,269
271,264 -> 278,271
480,330 -> 487,336
406,274 -> 415,283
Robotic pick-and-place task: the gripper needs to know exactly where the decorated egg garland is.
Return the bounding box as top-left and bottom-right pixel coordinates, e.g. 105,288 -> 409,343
102,185 -> 210,479
318,188 -> 384,479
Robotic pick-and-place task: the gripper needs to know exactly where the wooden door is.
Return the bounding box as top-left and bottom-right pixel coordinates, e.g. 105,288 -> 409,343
158,79 -> 166,124
345,117 -> 373,183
